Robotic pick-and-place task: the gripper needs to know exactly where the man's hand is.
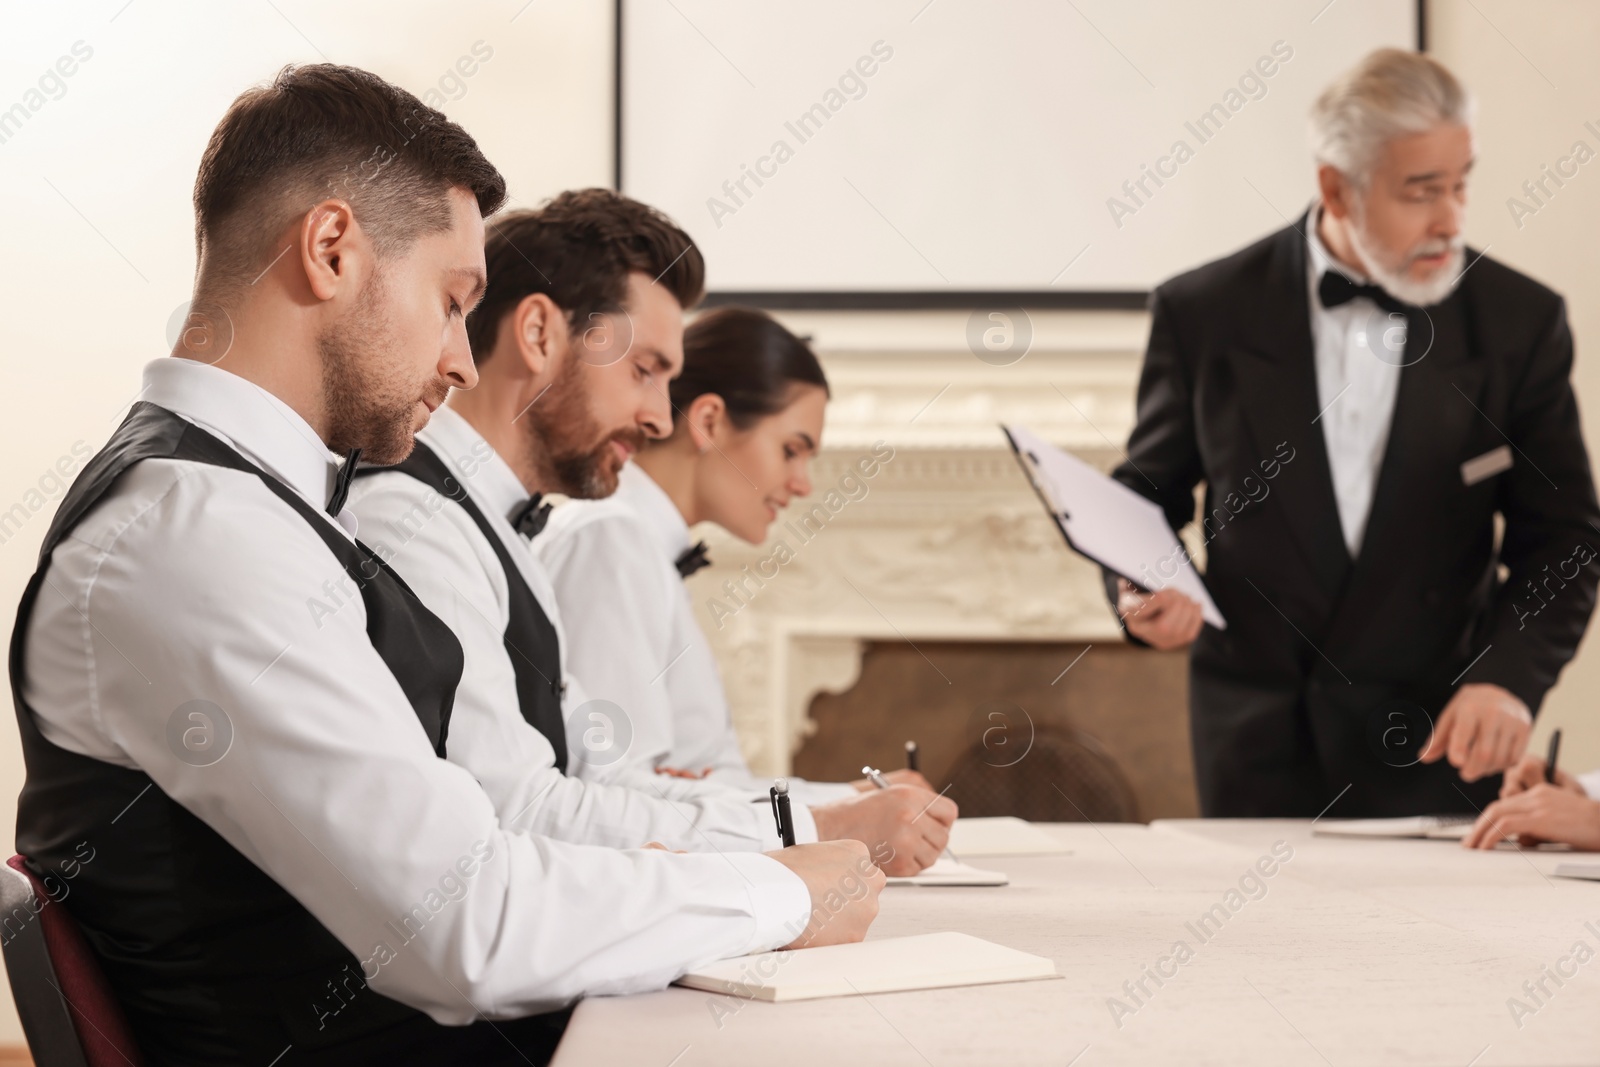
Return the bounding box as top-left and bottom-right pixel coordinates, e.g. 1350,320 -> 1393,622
1418,684 -> 1532,783
1462,783 -> 1600,851
809,785 -> 958,876
766,840 -> 885,949
1117,578 -> 1203,651
850,769 -> 933,792
1499,753 -> 1583,799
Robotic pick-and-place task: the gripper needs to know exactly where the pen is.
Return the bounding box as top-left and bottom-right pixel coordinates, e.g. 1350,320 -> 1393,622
1546,728 -> 1563,785
770,779 -> 796,847
905,740 -> 919,773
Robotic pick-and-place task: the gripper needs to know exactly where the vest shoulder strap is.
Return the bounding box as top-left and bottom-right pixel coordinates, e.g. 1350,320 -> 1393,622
357,443 -> 569,769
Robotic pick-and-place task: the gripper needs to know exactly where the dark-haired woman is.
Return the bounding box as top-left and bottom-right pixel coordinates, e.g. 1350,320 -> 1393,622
537,307 -> 931,806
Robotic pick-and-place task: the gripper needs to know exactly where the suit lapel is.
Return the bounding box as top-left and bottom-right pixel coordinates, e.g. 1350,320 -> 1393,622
1232,217 -> 1353,604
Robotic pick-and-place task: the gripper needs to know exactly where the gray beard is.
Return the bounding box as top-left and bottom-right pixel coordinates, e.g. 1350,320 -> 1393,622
1347,214 -> 1466,308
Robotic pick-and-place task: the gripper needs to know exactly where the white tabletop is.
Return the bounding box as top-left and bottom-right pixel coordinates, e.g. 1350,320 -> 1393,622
550,820 -> 1600,1066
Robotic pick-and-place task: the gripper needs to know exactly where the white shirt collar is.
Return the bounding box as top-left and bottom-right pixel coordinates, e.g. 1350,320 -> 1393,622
1306,202 -> 1372,288
417,405 -> 532,523
617,461 -> 694,562
137,358 -> 347,523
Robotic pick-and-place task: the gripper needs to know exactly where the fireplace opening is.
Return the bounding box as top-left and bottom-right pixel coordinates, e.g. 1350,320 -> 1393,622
792,640 -> 1198,822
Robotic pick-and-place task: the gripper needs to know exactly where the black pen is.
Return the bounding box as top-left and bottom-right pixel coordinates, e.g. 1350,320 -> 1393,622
770,779 -> 796,847
905,740 -> 919,773
1546,728 -> 1563,784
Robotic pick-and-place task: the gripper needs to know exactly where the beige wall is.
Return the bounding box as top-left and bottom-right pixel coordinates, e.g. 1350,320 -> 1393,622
1,0 -> 1596,1048
1431,0 -> 1600,771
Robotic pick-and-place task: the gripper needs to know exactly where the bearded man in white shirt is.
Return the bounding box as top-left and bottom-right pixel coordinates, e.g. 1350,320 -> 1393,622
12,65 -> 879,1066
348,189 -> 956,876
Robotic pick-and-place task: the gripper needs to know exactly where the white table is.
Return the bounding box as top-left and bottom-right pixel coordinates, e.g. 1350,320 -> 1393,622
551,820 -> 1600,1066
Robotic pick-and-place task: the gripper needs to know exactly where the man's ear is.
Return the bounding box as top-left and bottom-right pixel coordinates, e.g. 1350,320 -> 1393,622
685,393 -> 727,453
1317,164 -> 1354,221
511,293 -> 568,379
300,199 -> 359,302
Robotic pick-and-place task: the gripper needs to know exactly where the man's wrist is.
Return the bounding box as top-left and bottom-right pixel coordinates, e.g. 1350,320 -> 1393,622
809,802 -> 837,841
1457,656 -> 1542,718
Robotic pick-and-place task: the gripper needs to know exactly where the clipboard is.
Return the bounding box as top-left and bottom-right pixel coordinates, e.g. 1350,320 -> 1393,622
1002,423 -> 1225,629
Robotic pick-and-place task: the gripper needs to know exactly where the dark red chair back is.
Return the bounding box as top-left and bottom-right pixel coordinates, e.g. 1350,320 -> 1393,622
1,855 -> 143,1067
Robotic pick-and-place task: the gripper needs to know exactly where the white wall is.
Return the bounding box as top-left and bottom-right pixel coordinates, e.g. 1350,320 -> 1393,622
2,0 -> 1598,1048
1433,0 -> 1600,775
620,0 -> 1412,291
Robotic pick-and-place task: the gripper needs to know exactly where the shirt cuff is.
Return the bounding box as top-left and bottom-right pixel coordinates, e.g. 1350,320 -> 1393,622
742,791 -> 817,847
790,800 -> 818,844
789,779 -> 862,806
1578,769 -> 1600,801
725,852 -> 813,954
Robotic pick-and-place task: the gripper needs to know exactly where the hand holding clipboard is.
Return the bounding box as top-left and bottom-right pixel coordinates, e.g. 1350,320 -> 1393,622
1003,423 -> 1225,629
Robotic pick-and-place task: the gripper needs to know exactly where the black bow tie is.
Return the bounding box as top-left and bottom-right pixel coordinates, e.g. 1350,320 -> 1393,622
509,495 -> 552,539
675,540 -> 711,579
1318,270 -> 1409,314
327,448 -> 362,515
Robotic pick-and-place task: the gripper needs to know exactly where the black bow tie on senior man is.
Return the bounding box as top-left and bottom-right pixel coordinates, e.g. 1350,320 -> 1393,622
1317,269 -> 1411,315
510,494 -> 553,539
675,540 -> 711,579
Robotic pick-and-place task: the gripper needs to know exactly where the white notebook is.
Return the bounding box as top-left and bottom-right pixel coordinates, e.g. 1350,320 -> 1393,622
1554,862 -> 1600,881
886,856 -> 1008,887
1312,815 -> 1475,840
949,816 -> 1072,856
675,931 -> 1058,1002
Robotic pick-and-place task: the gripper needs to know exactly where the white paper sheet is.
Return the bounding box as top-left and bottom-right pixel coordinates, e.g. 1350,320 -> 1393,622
1003,424 -> 1225,628
1312,815 -> 1475,839
948,816 -> 1073,857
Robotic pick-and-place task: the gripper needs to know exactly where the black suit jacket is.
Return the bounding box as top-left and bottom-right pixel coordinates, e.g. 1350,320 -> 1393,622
1108,216 -> 1600,817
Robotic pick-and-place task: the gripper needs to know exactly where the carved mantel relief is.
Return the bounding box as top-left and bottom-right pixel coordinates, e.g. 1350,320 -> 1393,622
685,309 -> 1160,774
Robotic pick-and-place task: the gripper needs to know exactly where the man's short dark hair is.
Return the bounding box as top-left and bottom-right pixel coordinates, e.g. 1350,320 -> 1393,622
467,189 -> 705,362
193,63 -> 507,299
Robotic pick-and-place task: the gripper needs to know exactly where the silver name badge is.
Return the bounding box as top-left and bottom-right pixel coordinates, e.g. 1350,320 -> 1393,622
1461,445 -> 1513,486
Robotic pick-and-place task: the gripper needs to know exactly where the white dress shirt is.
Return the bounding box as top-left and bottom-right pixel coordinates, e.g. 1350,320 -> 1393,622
347,406 -> 818,847
1307,206 -> 1405,558
537,462 -> 859,806
1579,769 -> 1600,800
23,359 -> 810,1024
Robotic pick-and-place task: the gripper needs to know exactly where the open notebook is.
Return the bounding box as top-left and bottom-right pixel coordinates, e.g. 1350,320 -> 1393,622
675,931 -> 1059,1002
1312,815 -> 1475,840
949,816 -> 1073,856
885,856 -> 1008,887
1553,862 -> 1600,881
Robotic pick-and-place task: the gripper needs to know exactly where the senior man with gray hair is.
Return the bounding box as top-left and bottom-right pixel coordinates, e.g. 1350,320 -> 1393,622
1102,48 -> 1600,818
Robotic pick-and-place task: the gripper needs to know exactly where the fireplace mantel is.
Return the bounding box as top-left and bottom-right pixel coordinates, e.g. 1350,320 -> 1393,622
685,308 -> 1163,775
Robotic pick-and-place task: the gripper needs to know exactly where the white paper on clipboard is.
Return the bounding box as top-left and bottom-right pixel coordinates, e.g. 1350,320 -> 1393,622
1002,423 -> 1225,629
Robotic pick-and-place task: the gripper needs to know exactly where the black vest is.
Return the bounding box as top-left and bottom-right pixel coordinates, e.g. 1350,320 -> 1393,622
356,442 -> 568,771
10,403 -> 562,1065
